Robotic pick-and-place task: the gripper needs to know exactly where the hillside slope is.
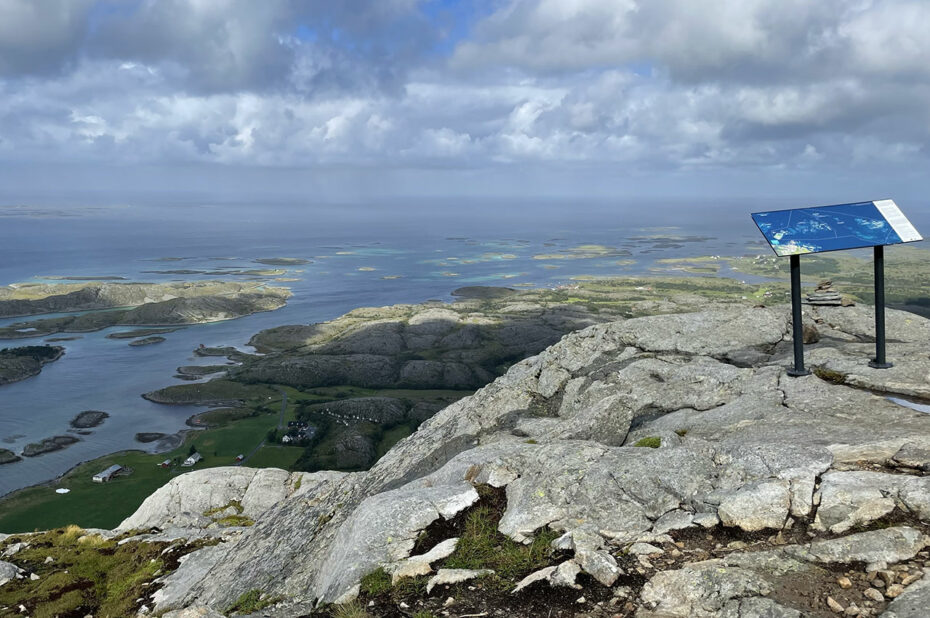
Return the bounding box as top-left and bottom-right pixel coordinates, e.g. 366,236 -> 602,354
4,302 -> 930,617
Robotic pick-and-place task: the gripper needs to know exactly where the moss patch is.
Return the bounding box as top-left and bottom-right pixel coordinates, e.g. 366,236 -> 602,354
0,527 -> 213,617
813,366 -> 847,384
203,500 -> 243,517
633,436 -> 662,448
216,514 -> 255,527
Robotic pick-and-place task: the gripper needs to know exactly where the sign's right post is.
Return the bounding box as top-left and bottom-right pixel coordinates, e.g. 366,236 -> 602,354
787,254 -> 810,376
870,245 -> 892,369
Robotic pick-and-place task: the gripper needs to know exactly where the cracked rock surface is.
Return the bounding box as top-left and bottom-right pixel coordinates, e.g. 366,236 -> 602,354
109,304 -> 930,615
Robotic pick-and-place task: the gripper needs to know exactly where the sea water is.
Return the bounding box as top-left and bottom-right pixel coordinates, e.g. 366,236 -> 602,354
1,197 -> 927,496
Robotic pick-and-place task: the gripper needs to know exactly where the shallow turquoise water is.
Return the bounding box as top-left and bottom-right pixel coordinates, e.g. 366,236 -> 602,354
1,197 -> 926,495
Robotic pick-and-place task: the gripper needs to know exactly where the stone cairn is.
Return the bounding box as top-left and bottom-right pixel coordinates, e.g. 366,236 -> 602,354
805,280 -> 843,306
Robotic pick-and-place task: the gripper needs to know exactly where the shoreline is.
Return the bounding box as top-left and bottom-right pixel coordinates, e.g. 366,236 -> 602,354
3,249 -> 930,527
0,427 -> 198,501
0,448 -> 151,498
0,304 -> 291,339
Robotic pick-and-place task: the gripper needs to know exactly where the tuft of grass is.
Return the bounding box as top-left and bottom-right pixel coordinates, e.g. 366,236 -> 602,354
391,574 -> 429,598
331,600 -> 371,618
359,567 -> 392,596
61,524 -> 84,541
442,504 -> 558,582
674,428 -> 688,437
225,588 -> 279,615
633,436 -> 662,448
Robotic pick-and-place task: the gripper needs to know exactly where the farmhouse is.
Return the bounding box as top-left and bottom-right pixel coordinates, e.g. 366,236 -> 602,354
182,452 -> 203,467
92,464 -> 123,483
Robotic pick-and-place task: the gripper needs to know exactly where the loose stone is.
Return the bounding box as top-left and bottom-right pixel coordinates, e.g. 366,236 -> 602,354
863,588 -> 884,602
901,571 -> 923,586
885,583 -> 905,598
826,596 -> 844,613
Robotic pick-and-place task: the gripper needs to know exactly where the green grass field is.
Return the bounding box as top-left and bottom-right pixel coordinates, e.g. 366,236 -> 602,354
0,402 -> 297,533
0,385 -> 469,533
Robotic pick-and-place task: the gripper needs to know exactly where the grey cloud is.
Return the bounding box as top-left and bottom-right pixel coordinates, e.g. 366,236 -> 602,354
0,0 -> 94,76
89,0 -> 297,93
1,0 -> 438,95
451,0 -> 930,85
0,0 -> 928,193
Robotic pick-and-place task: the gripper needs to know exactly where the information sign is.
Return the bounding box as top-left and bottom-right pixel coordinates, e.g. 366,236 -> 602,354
752,199 -> 922,256
751,199 -> 923,376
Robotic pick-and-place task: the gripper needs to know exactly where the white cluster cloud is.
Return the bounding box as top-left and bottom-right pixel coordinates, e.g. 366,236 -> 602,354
0,0 -> 927,196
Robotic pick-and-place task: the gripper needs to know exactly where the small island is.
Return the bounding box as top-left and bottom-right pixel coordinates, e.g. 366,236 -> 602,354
129,336 -> 166,346
22,435 -> 80,457
106,327 -> 181,339
0,345 -> 65,386
134,432 -> 167,443
0,448 -> 21,465
69,410 -> 109,429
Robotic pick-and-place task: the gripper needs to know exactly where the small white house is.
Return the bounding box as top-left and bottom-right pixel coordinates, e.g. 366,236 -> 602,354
92,464 -> 123,483
182,452 -> 203,467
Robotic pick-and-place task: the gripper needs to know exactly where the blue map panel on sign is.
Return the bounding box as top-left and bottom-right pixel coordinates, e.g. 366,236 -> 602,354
752,199 -> 923,257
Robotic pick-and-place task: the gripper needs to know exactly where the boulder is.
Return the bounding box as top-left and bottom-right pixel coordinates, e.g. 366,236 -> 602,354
788,526 -> 928,566
118,468 -> 330,531
717,480 -> 791,531
814,471 -> 930,533
637,562 -> 775,617
311,483 -> 479,602
0,560 -> 23,586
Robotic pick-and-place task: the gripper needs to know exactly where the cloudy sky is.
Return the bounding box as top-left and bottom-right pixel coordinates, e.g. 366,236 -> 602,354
1,0 -> 928,202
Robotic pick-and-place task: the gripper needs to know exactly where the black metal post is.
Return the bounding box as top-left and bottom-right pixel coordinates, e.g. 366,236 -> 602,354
869,245 -> 893,368
787,254 -> 810,376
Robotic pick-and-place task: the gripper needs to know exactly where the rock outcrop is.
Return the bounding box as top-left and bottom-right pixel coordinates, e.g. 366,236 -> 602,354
117,467 -> 339,532
233,302 -> 621,391
50,303 -> 930,615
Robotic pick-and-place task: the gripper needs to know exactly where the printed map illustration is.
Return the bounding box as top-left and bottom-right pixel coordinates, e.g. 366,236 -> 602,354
752,201 -> 915,256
